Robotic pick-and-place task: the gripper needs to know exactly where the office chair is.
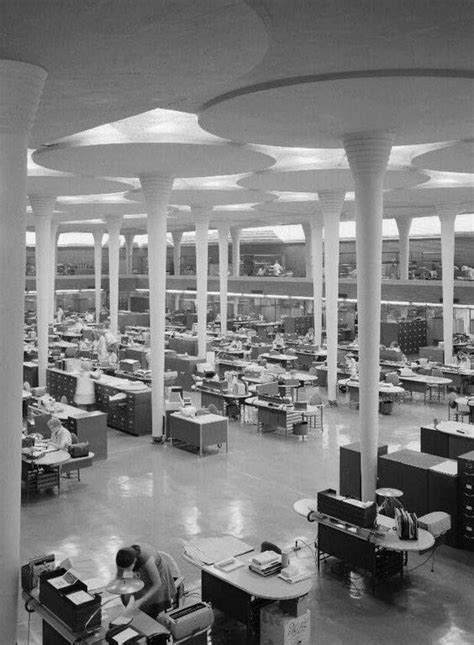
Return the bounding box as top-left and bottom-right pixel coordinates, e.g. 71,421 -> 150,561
385,372 -> 400,386
425,367 -> 446,403
260,541 -> 281,555
448,399 -> 470,423
158,551 -> 185,609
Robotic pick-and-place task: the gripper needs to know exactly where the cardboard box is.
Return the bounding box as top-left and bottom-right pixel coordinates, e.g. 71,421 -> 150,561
260,604 -> 310,645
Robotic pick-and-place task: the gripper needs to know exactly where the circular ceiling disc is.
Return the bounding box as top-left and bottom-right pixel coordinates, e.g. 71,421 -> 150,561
200,76 -> 474,148
27,176 -> 131,196
413,140 -> 474,174
125,188 -> 274,207
239,167 -> 429,192
57,202 -> 147,216
33,143 -> 275,179
384,186 -> 474,208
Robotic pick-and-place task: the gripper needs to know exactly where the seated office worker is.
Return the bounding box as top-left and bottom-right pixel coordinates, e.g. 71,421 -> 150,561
47,417 -> 73,450
115,544 -> 177,618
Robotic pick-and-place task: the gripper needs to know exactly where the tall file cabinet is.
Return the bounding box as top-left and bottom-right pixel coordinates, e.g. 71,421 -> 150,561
457,451 -> 474,551
339,442 -> 388,499
428,460 -> 459,547
94,382 -> 152,436
46,368 -> 77,403
378,450 -> 446,516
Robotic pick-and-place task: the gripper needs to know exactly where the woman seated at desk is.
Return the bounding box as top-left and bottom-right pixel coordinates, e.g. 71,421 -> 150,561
272,333 -> 285,350
229,338 -> 243,351
301,328 -> 315,345
115,544 -> 177,618
46,417 -> 72,450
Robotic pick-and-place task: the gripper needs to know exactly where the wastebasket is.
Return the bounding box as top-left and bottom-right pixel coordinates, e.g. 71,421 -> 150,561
379,400 -> 393,415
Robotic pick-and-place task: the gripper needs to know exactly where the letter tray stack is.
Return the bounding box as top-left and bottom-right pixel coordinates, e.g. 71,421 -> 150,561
317,488 -> 377,528
39,568 -> 101,632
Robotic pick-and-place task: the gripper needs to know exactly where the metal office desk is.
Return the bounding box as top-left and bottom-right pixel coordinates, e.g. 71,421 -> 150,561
245,397 -> 302,436
170,412 -> 228,456
196,385 -> 251,418
185,538 -> 312,645
455,397 -> 474,423
294,498 -> 434,593
259,353 -> 298,369
23,589 -> 169,644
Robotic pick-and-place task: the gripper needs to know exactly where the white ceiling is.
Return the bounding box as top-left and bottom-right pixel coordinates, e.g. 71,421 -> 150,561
6,1 -> 470,238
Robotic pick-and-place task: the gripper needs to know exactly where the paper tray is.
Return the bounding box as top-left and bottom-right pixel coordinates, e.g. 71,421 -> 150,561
277,571 -> 312,584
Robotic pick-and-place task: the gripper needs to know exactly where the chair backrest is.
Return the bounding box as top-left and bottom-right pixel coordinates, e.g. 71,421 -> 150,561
60,395 -> 68,404
157,551 -> 184,608
309,392 -> 322,406
260,541 -> 282,555
206,403 -> 220,415
385,372 -> 400,386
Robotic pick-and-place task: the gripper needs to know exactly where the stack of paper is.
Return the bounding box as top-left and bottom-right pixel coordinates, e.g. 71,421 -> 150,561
249,551 -> 281,576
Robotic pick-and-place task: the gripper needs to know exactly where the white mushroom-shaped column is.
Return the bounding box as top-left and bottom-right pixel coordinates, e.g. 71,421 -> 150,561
0,59 -> 46,645
33,141 -> 274,441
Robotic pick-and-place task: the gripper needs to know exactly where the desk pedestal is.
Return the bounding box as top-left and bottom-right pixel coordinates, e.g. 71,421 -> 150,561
317,524 -> 403,594
202,570 -> 271,644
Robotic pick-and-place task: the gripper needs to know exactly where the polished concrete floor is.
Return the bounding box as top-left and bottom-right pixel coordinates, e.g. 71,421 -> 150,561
19,387 -> 474,644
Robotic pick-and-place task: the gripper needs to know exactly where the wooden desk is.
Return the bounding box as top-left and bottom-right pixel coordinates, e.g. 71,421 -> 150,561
170,412 -> 228,457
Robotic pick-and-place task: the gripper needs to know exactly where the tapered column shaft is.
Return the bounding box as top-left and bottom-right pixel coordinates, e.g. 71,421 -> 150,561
344,132 -> 393,501
302,222 -> 312,277
123,232 -> 135,275
194,209 -> 211,359
93,231 -> 104,323
320,192 -> 345,404
0,59 -> 46,644
217,223 -> 230,336
438,207 -> 458,365
31,195 -> 56,387
395,217 -> 412,280
172,230 -> 183,276
309,217 -> 324,346
231,226 -> 241,276
106,216 -> 122,338
49,220 -> 59,322
140,175 -> 174,439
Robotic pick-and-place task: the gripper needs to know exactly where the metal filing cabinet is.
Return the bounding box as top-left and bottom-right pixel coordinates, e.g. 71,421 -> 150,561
378,449 -> 446,517
339,442 -> 388,500
46,368 -> 78,403
457,451 -> 474,551
428,460 -> 459,547
94,382 -> 152,436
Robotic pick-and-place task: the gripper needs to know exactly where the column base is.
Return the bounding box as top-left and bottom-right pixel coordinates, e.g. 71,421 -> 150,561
151,436 -> 165,445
